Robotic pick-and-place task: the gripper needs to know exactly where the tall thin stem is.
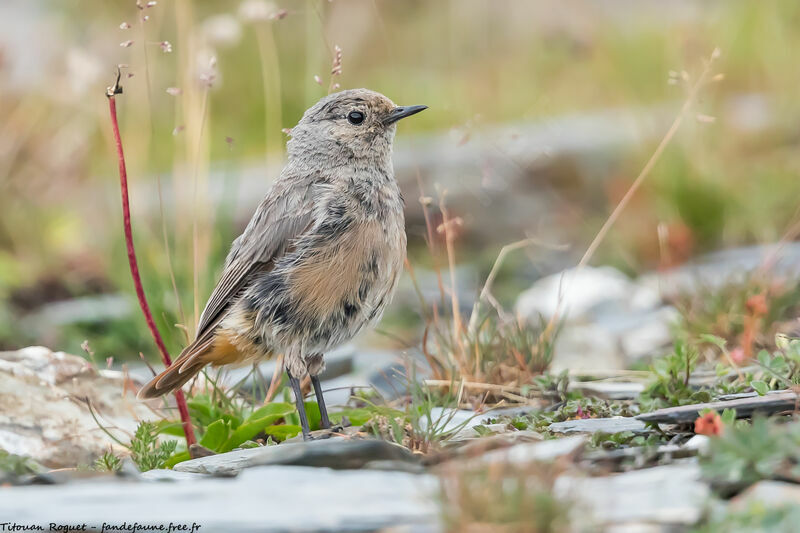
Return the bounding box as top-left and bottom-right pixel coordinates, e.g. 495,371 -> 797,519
106,73 -> 196,447
541,49 -> 721,343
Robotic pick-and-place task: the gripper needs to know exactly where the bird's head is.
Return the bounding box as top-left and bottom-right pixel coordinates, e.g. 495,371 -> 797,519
286,88 -> 426,167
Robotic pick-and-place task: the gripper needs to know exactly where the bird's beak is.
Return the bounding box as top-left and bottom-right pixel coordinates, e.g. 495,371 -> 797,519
385,105 -> 428,125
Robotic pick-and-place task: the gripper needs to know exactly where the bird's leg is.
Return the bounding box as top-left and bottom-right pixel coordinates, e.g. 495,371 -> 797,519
311,374 -> 331,429
287,370 -> 311,441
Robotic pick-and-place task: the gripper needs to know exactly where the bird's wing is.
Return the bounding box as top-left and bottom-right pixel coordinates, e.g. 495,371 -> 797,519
194,175 -> 319,340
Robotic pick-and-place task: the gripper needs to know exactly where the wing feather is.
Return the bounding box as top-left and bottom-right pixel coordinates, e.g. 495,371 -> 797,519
194,175 -> 319,339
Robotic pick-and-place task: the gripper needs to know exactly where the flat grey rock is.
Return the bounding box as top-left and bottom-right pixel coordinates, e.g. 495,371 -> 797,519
639,243 -> 800,298
730,480 -> 800,510
556,461 -> 708,527
637,390 -> 799,423
140,469 -> 210,482
549,417 -> 647,435
174,438 -> 417,475
568,381 -> 645,400
479,435 -> 586,464
1,465 -> 439,532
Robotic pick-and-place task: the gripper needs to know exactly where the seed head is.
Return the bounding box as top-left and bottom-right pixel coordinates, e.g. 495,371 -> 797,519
330,45 -> 343,76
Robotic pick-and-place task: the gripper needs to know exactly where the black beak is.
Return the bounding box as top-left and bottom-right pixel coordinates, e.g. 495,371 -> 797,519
385,105 -> 428,125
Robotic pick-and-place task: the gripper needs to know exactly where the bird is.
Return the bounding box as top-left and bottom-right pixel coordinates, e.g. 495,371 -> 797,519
137,88 -> 426,440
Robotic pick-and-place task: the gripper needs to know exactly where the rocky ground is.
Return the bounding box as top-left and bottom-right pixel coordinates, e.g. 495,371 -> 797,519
3,245 -> 800,531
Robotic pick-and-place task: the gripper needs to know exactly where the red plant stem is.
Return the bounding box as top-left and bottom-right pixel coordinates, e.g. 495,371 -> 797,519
107,84 -> 196,447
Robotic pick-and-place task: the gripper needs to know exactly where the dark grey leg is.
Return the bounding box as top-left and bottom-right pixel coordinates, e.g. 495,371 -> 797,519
287,370 -> 310,441
311,375 -> 331,429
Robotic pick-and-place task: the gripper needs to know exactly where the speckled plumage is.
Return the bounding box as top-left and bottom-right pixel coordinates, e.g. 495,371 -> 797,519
138,89 -> 418,400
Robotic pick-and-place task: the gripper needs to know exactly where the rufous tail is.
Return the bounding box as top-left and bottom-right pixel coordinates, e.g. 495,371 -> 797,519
136,338 -> 213,399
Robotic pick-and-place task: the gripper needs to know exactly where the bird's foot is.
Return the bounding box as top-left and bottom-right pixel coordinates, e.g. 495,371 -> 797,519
297,424 -> 346,442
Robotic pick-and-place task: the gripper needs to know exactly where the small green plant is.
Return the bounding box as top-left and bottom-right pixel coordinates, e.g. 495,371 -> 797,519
499,394 -> 638,435
407,378 -> 478,453
639,338 -> 714,411
750,335 -> 800,394
700,417 -> 800,492
196,401 -> 298,452
359,374 -> 476,454
93,450 -> 122,472
0,448 -> 44,480
589,430 -> 666,450
130,421 -> 178,472
158,396 -> 306,467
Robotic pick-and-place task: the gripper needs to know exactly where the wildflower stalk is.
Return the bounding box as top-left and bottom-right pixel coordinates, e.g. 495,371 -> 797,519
541,47 -> 723,344
106,71 -> 196,447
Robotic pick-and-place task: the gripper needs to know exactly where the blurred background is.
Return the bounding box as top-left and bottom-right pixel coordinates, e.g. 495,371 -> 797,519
2,0 -> 800,364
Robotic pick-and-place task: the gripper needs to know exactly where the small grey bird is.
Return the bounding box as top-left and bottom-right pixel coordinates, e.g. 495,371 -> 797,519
138,89 -> 426,439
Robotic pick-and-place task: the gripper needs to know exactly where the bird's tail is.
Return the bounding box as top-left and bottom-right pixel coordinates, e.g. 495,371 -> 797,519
136,337 -> 214,399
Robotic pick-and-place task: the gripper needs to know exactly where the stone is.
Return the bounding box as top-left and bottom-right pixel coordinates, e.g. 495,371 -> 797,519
582,442 -> 696,467
636,390 -> 799,424
617,306 -> 678,362
550,323 -> 625,373
638,243 -> 800,299
318,348 -> 403,405
479,435 -> 586,465
0,346 -> 155,468
568,381 -> 645,400
515,266 -> 660,323
1,465 -> 440,531
549,417 -> 647,435
729,480 -> 800,510
555,461 -> 708,527
141,469 -> 215,482
683,435 -> 710,454
174,438 -> 417,475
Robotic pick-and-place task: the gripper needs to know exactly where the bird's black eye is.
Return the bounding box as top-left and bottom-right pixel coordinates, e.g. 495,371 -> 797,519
347,111 -> 365,125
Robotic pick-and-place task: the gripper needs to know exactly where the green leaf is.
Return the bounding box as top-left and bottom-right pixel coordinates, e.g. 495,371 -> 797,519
163,451 -> 191,469
187,399 -> 216,426
699,334 -> 727,350
751,380 -> 769,396
263,424 -> 302,441
247,402 -> 295,422
211,402 -> 296,453
473,425 -> 495,437
199,420 -> 230,451
721,408 -> 737,425
221,413 -> 243,430
304,401 -> 321,431
219,413 -> 287,452
331,406 -> 404,426
770,355 -> 789,374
